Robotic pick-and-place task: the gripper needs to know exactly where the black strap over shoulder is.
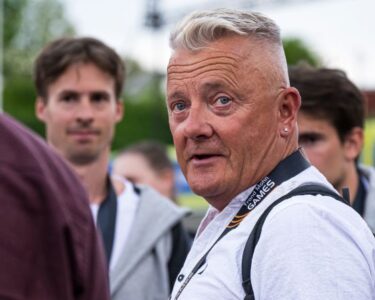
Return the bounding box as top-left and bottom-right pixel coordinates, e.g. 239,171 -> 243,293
168,222 -> 192,290
241,184 -> 349,300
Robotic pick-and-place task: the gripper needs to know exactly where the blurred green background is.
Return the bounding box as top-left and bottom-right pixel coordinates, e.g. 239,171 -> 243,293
2,0 -> 321,149
2,0 -> 333,209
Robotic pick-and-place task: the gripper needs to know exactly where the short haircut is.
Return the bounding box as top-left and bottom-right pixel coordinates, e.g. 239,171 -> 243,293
33,37 -> 125,100
289,64 -> 365,142
119,140 -> 173,173
169,8 -> 281,51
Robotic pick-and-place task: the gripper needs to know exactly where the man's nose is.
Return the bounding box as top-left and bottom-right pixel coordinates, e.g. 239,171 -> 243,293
75,98 -> 94,123
183,106 -> 213,141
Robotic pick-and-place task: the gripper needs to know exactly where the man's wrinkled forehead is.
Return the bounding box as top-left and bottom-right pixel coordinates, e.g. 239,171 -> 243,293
167,50 -> 242,81
167,36 -> 275,74
169,36 -> 249,63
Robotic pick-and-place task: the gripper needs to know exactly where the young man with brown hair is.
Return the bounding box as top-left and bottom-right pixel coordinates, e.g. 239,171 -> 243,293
34,37 -> 190,300
290,65 -> 375,231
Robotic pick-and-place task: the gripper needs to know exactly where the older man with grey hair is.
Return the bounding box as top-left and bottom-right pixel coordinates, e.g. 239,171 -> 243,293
166,8 -> 375,300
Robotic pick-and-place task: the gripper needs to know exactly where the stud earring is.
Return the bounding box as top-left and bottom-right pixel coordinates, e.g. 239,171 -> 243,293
283,128 -> 288,133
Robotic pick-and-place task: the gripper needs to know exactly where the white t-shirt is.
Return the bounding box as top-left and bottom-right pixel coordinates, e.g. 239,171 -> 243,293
90,179 -> 139,271
170,166 -> 375,300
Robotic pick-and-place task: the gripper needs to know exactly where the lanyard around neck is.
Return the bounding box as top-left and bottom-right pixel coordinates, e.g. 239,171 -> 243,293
172,149 -> 310,299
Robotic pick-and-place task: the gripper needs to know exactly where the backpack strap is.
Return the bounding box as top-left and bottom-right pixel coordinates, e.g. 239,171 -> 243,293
241,184 -> 349,300
167,221 -> 192,291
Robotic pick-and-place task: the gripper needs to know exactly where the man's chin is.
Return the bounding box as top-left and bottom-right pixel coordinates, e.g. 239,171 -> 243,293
67,152 -> 99,166
188,178 -> 221,199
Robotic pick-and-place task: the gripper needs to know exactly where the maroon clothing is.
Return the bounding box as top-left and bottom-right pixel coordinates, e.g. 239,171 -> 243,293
0,114 -> 109,300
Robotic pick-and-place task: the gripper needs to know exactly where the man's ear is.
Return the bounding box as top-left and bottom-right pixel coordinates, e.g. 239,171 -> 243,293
343,127 -> 364,160
278,87 -> 301,137
115,100 -> 124,123
35,97 -> 47,122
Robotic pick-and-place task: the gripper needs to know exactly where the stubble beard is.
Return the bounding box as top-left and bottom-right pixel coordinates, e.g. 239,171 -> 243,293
67,150 -> 102,166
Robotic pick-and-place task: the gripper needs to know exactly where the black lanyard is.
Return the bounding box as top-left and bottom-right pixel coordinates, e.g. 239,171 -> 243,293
97,176 -> 117,265
172,149 -> 310,299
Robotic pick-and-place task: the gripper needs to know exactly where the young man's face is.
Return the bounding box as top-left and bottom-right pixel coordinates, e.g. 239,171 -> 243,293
36,63 -> 123,165
298,112 -> 349,189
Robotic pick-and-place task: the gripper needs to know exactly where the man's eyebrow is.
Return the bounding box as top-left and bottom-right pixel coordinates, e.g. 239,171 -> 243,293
201,82 -> 226,92
58,90 -> 110,96
57,90 -> 80,99
167,91 -> 186,101
59,89 -> 79,95
90,90 -> 110,96
299,131 -> 322,135
298,132 -> 324,139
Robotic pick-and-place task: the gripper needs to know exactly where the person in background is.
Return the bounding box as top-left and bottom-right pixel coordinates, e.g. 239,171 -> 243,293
0,113 -> 109,300
113,140 -> 202,236
290,64 -> 375,232
113,140 -> 177,202
166,8 -> 375,299
34,37 -> 190,300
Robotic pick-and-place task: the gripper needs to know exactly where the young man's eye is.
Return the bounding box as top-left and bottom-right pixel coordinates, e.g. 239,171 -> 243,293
60,93 -> 77,102
299,133 -> 322,147
91,93 -> 109,102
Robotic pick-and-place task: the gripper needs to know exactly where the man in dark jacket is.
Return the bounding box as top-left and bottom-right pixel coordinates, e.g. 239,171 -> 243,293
0,113 -> 109,300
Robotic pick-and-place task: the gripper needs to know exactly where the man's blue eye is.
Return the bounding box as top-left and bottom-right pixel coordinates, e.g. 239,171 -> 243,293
175,102 -> 186,111
217,96 -> 231,105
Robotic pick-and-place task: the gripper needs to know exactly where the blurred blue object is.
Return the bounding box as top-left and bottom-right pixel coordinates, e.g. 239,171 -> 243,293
173,161 -> 191,194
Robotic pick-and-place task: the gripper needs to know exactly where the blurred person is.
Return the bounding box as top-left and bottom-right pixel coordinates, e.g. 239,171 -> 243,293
290,64 -> 375,232
166,8 -> 375,299
34,37 -> 190,300
113,140 -> 203,236
112,140 -> 177,201
0,113 -> 109,300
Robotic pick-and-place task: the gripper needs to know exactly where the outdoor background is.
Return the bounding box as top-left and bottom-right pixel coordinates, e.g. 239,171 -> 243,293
1,0 -> 375,208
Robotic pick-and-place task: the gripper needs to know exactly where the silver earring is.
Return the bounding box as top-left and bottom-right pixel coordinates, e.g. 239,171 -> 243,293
283,128 -> 288,133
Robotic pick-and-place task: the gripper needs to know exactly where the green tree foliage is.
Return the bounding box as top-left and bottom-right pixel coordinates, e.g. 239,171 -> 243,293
113,62 -> 172,151
3,0 -> 27,47
283,37 -> 321,67
7,0 -> 75,76
4,0 -> 75,78
3,0 -> 75,130
3,4 -> 320,150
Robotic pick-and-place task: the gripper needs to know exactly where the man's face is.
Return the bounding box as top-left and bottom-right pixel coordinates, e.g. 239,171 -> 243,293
167,36 -> 291,209
298,112 -> 348,188
36,63 -> 123,165
112,153 -> 173,199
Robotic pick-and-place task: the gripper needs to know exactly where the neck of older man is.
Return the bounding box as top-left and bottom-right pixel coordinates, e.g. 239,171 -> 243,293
209,142 -> 299,212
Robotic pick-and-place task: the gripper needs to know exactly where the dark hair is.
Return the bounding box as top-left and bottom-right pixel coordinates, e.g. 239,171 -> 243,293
289,64 -> 365,142
120,140 -> 173,173
33,37 -> 125,100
